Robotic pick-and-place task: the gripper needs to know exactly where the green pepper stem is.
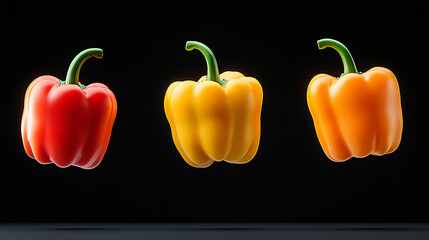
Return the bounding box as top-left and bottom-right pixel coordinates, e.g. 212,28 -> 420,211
65,48 -> 103,85
185,41 -> 221,83
317,38 -> 358,76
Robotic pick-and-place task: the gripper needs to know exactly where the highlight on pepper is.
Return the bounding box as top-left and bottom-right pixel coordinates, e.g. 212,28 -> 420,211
306,38 -> 403,162
164,41 -> 263,168
21,48 -> 117,169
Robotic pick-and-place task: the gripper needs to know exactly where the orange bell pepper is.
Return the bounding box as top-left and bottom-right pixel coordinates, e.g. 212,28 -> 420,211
307,39 -> 403,162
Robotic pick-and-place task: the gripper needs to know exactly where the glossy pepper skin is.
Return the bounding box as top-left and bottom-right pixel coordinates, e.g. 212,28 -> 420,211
21,48 -> 117,169
164,41 -> 263,168
307,39 -> 403,162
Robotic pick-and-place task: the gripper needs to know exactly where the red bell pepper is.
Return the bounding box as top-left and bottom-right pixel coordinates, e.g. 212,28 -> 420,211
21,48 -> 117,169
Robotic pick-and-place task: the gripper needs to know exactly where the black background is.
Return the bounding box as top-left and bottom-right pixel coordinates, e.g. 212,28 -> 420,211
1,1 -> 428,222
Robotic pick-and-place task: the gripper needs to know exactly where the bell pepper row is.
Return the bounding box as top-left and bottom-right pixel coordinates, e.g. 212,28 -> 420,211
21,39 -> 403,169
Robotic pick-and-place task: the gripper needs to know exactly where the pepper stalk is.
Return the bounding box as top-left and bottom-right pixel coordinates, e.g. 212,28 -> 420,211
317,38 -> 358,77
63,48 -> 103,89
185,41 -> 228,86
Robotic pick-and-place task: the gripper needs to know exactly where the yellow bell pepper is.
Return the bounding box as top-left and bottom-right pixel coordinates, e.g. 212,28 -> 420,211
164,41 -> 263,168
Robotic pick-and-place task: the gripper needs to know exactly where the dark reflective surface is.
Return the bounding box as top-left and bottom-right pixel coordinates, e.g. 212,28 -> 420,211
0,223 -> 428,240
